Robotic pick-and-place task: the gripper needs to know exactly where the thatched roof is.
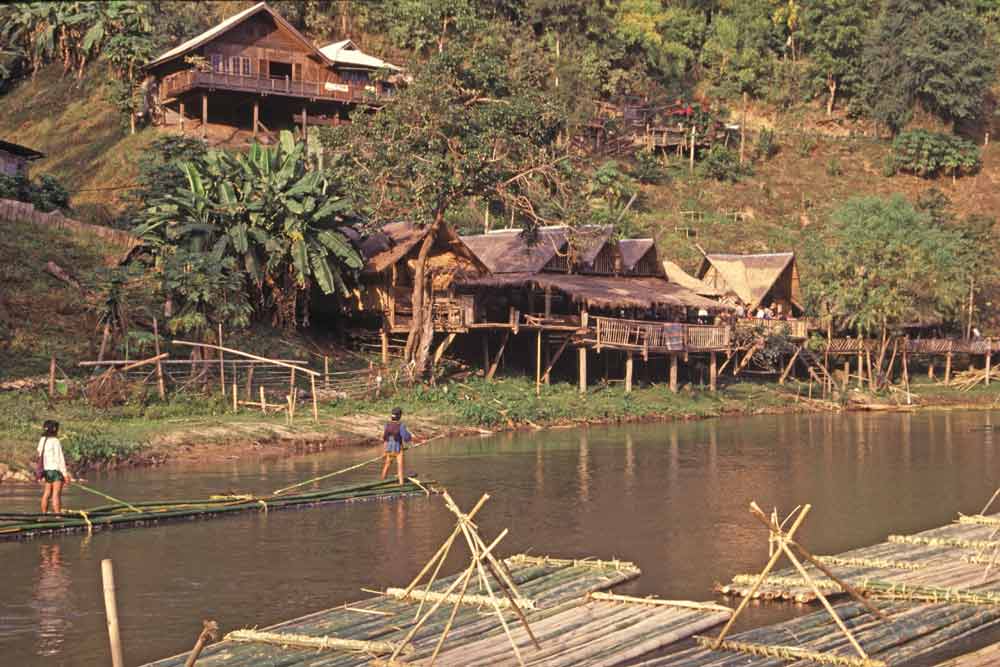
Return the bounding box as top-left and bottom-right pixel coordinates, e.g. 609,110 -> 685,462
661,260 -> 722,297
618,239 -> 655,271
571,225 -> 614,266
460,228 -> 568,274
361,222 -> 488,277
461,273 -> 732,311
697,252 -> 798,309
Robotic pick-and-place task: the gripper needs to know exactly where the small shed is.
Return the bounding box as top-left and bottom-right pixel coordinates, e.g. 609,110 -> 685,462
696,252 -> 802,316
359,221 -> 489,331
0,140 -> 44,178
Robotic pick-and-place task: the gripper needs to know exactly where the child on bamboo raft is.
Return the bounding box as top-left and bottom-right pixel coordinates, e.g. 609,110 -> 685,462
381,407 -> 412,485
37,420 -> 72,513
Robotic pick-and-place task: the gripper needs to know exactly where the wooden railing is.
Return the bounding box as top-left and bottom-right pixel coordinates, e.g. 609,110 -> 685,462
685,324 -> 731,350
826,337 -> 994,355
737,317 -> 809,339
593,317 -> 687,353
160,69 -> 386,104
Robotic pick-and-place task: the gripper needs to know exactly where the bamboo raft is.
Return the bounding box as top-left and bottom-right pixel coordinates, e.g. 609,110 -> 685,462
142,555 -> 734,667
932,639 -> 1000,666
717,511 -> 1000,604
0,479 -> 435,540
634,600 -> 1000,667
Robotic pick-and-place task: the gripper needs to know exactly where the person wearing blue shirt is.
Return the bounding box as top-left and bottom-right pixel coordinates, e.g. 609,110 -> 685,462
381,407 -> 412,485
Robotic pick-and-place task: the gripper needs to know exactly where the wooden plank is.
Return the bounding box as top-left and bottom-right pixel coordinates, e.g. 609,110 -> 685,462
625,352 -> 633,394
486,331 -> 509,381
541,337 -> 570,384
779,343 -> 804,385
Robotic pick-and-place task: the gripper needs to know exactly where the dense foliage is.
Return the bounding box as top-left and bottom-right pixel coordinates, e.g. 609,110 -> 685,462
0,173 -> 70,212
890,130 -> 981,178
135,131 -> 363,334
805,195 -> 974,335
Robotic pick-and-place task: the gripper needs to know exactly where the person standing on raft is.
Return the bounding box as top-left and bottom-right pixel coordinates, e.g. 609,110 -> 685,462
381,407 -> 412,485
37,420 -> 72,513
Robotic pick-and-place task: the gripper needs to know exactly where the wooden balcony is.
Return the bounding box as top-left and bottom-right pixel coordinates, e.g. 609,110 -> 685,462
160,69 -> 386,104
590,317 -> 730,354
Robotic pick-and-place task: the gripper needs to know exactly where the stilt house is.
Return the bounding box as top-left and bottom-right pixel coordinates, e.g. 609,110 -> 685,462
144,2 -> 399,139
697,252 -> 802,317
0,140 -> 44,178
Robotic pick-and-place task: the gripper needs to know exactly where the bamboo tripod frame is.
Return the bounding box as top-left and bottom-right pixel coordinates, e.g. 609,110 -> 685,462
710,502 -> 886,664
381,491 -> 539,667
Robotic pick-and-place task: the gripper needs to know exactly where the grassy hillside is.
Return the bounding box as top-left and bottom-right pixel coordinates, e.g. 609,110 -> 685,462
0,217 -> 110,379
0,64 -> 157,224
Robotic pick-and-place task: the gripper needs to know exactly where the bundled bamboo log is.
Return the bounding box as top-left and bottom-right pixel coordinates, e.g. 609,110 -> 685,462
384,587 -> 536,610
225,629 -> 410,655
692,636 -> 887,667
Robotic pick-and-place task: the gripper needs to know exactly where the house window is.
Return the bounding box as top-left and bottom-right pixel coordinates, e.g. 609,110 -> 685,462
292,63 -> 302,81
242,57 -> 251,76
211,53 -> 223,73
230,57 -> 240,74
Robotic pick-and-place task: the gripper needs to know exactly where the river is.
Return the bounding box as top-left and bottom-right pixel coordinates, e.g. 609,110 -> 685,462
1,410 -> 999,665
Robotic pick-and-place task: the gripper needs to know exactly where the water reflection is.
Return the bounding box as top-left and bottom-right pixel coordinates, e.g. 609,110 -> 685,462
1,410 -> 1000,665
32,544 -> 72,658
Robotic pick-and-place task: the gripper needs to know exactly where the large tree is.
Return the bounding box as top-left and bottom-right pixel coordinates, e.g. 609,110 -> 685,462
863,0 -> 997,133
326,28 -> 577,374
801,0 -> 868,115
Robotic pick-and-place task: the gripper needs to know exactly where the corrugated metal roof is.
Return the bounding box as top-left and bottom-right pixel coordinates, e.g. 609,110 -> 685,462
319,40 -> 401,71
146,2 -> 331,70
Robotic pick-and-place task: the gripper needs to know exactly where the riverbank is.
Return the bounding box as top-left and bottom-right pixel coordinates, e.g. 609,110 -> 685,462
2,375 -> 999,481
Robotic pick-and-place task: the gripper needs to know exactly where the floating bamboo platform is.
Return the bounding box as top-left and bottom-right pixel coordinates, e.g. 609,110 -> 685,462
142,555 -> 733,667
634,600 -> 1000,667
717,511 -> 1000,604
0,479 -> 434,540
932,639 -> 1000,666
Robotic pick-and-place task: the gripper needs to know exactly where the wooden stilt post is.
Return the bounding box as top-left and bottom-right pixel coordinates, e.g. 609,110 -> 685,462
259,386 -> 266,414
625,352 -> 633,394
201,92 -> 208,139
153,317 -> 166,400
842,359 -> 849,391
486,331 -> 509,381
945,347 -> 953,383
544,286 -> 552,318
380,328 -> 389,364
246,365 -> 254,400
670,354 -> 678,393
101,559 -> 125,667
252,100 -> 258,141
902,346 -> 910,388
535,330 -> 542,396
482,333 -> 490,374
323,355 -> 330,391
179,101 -> 185,133
710,352 -> 718,391
232,379 -> 238,412
987,342 -> 992,386
928,359 -> 935,380
311,375 -> 318,422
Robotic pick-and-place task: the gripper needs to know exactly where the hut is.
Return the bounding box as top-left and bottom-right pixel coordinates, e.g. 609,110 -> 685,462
0,140 -> 44,178
356,222 -> 488,334
618,238 -> 660,276
144,2 -> 399,139
696,252 -> 802,317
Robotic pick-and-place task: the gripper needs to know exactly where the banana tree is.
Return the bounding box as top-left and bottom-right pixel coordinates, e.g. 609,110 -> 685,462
135,131 -> 364,329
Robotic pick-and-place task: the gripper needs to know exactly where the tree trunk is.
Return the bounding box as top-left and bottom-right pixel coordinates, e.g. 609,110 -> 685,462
826,76 -> 836,116
967,277 -> 975,339
403,215 -> 443,367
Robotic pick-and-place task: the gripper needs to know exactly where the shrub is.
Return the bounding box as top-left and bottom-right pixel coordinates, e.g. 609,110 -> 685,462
631,148 -> 666,184
0,173 -> 70,212
826,157 -> 842,177
754,128 -> 778,161
891,130 -> 980,178
698,145 -> 748,182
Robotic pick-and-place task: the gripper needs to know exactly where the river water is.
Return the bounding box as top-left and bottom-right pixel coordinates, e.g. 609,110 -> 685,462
2,410 -> 999,666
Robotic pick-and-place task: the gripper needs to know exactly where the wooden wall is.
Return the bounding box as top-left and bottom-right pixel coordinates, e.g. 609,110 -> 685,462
0,150 -> 27,178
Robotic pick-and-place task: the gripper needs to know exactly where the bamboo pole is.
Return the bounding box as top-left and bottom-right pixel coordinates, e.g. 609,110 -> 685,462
625,351 -> 633,394
184,620 -> 219,667
102,559 -> 125,667
226,629 -> 409,655
232,380 -> 238,412
172,340 -> 318,376
217,324 -> 225,395
536,330 -> 542,396
153,318 -> 166,400
260,386 -> 266,414
323,355 -> 330,391
48,355 -> 56,397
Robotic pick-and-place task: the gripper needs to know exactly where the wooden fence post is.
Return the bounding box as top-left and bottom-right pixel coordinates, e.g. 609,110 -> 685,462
49,356 -> 56,398
153,318 -> 166,400
217,324 -> 225,395
710,352 -> 718,391
101,559 -> 125,667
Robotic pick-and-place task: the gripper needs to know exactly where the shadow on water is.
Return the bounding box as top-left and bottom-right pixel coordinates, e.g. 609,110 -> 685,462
1,409 -> 999,665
